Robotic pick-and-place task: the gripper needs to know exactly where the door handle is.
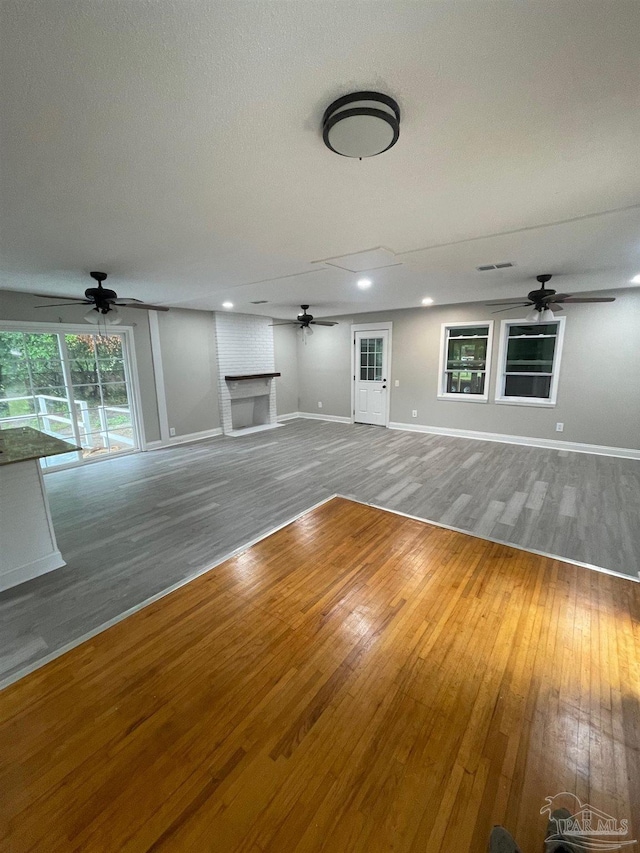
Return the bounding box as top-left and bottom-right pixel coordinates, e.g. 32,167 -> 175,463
382,384 -> 387,389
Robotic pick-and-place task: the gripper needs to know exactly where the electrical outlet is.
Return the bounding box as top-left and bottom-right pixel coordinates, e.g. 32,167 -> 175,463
555,422 -> 564,432
394,379 -> 399,387
318,401 -> 323,409
169,427 -> 176,437
412,410 -> 417,418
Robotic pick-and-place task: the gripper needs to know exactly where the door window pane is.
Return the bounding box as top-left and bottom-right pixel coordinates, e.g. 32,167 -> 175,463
98,359 -> 126,383
0,332 -> 69,440
102,382 -> 129,407
108,427 -> 135,450
72,384 -> 104,408
81,432 -> 110,458
359,338 -> 383,381
95,334 -> 123,359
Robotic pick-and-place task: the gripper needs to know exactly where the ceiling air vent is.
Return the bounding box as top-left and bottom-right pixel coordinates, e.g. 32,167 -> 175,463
250,300 -> 269,304
476,262 -> 514,271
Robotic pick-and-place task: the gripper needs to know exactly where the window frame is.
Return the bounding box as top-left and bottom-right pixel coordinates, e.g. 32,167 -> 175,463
494,316 -> 566,407
437,320 -> 494,403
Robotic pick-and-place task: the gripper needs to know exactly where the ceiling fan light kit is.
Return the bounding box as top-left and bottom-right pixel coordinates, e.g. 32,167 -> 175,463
322,91 -> 400,158
84,306 -> 122,325
525,306 -> 555,323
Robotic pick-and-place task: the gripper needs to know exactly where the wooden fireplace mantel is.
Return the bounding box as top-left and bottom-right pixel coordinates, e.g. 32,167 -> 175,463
224,372 -> 281,382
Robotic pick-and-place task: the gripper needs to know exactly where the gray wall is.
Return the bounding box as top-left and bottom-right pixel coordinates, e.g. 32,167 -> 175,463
273,324 -> 299,414
4,286 -> 638,451
295,288 -> 640,450
156,308 -> 220,437
0,288 -> 162,443
297,322 -> 353,418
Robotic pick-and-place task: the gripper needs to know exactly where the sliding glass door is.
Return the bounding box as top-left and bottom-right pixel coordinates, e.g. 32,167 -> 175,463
0,328 -> 139,468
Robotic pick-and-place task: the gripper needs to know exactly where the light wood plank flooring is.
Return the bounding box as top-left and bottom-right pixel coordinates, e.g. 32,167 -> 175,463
1,419 -> 638,686
1,498 -> 638,852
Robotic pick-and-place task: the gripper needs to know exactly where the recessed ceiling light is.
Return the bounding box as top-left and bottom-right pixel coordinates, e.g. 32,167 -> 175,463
222,301 -> 234,309
630,274 -> 640,284
357,278 -> 372,289
421,297 -> 434,305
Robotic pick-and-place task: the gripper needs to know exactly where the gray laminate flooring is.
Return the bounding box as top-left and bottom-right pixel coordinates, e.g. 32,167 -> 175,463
1,418 -> 639,686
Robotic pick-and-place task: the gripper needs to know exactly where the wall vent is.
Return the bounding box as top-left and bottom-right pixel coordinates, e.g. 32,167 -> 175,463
476,262 -> 514,271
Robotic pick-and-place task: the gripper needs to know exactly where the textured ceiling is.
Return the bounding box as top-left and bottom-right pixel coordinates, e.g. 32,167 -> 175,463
1,0 -> 640,318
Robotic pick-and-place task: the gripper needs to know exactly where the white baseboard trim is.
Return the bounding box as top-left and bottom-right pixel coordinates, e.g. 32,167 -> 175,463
145,427 -> 223,450
281,411 -> 353,425
0,551 -> 65,593
388,421 -> 640,460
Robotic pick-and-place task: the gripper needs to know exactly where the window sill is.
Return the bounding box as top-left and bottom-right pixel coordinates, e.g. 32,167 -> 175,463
437,394 -> 489,403
494,398 -> 556,408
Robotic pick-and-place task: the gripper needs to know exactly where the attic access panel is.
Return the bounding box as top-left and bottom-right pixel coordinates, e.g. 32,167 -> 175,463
315,247 -> 401,273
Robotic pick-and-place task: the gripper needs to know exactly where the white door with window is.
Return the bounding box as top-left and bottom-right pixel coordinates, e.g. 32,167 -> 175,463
354,330 -> 389,426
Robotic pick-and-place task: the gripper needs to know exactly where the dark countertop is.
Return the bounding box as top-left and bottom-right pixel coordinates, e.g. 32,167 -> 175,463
0,427 -> 80,467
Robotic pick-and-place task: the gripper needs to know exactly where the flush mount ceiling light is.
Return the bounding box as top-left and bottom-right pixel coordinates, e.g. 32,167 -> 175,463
630,274 -> 640,284
222,301 -> 234,309
357,278 -> 372,289
322,91 -> 400,159
421,297 -> 434,305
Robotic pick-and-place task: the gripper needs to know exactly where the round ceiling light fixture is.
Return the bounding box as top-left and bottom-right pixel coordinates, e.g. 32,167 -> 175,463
322,91 -> 400,159
357,278 -> 372,289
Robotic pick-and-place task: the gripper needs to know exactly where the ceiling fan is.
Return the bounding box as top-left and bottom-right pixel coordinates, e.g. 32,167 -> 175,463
34,271 -> 170,323
485,274 -> 615,321
270,305 -> 338,332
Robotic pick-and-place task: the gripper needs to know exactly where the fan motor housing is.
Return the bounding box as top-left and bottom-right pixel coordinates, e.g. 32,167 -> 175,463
528,288 -> 555,303
85,286 -> 117,303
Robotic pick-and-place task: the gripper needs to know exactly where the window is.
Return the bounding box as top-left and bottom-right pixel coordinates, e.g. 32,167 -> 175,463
495,318 -> 566,406
438,322 -> 493,402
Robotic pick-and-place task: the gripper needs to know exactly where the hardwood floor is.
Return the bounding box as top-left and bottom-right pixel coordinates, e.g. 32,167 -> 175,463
1,498 -> 638,853
1,419 -> 639,687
